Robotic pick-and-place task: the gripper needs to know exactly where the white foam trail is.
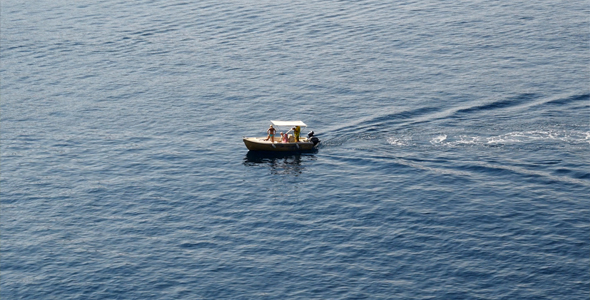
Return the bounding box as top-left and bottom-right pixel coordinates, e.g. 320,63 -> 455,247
485,130 -> 590,145
430,134 -> 447,144
393,130 -> 590,148
387,136 -> 412,146
455,135 -> 482,145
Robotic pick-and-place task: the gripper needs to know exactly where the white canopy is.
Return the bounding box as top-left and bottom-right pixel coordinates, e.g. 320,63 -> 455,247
270,120 -> 307,127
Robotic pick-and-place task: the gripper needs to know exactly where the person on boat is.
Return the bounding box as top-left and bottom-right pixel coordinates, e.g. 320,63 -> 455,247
286,128 -> 295,142
294,126 -> 301,142
281,132 -> 288,143
264,125 -> 276,142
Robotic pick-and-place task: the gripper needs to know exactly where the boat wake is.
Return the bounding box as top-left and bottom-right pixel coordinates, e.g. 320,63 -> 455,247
420,130 -> 590,148
430,134 -> 448,145
321,92 -> 589,151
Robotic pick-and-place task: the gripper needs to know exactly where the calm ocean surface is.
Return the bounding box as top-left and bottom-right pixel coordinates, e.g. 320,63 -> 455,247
1,1 -> 589,299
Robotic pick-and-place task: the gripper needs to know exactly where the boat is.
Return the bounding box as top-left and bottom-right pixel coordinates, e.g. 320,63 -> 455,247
243,120 -> 320,152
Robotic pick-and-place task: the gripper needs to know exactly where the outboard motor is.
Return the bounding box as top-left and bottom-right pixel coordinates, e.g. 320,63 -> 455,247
308,131 -> 320,146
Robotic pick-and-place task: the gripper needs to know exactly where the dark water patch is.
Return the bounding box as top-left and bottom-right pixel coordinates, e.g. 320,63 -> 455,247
573,171 -> 590,179
360,106 -> 442,131
179,241 -> 218,249
544,93 -> 590,106
243,151 -> 314,164
455,93 -> 538,115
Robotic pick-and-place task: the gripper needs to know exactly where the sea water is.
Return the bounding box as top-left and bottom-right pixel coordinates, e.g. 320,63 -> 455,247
1,0 -> 588,299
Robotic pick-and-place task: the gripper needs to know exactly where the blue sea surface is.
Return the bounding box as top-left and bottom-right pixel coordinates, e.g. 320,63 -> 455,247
1,0 -> 589,299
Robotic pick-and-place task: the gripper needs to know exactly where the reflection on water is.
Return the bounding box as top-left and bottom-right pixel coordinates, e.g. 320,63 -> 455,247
243,151 -> 316,176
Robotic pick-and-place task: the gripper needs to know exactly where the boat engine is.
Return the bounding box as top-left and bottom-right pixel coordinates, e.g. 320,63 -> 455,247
308,131 -> 320,146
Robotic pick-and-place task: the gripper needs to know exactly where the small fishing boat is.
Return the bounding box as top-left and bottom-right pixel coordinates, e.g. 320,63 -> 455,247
243,120 -> 320,152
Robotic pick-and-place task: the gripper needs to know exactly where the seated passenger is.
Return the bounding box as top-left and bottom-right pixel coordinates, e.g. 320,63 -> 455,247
286,127 -> 294,138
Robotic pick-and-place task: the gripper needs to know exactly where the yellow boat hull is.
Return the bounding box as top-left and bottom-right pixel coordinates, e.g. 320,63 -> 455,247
243,137 -> 317,152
